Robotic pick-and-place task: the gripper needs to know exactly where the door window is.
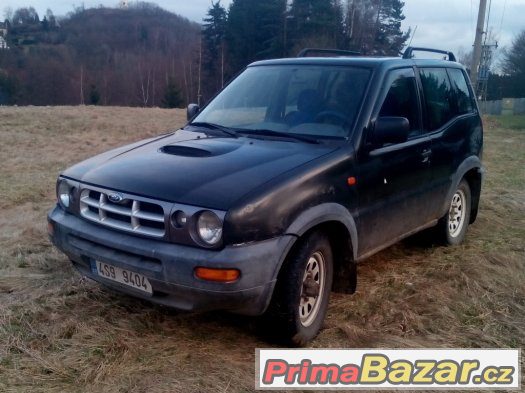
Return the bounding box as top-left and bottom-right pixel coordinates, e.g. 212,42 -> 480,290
419,68 -> 455,131
379,68 -> 421,137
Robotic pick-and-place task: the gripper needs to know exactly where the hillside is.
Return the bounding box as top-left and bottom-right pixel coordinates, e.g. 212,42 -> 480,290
0,4 -> 200,106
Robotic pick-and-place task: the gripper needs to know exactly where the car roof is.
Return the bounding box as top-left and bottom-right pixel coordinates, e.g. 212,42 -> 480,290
249,56 -> 466,70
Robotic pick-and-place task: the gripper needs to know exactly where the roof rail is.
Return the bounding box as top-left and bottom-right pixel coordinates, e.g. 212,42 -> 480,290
297,48 -> 361,58
403,46 -> 456,62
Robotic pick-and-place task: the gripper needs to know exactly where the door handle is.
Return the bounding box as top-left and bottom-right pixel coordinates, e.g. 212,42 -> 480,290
421,148 -> 432,163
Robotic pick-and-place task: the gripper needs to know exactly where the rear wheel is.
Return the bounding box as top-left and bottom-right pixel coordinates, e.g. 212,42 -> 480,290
437,179 -> 471,245
264,231 -> 333,346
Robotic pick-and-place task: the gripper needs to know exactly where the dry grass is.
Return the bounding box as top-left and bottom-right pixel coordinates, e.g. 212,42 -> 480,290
0,107 -> 523,392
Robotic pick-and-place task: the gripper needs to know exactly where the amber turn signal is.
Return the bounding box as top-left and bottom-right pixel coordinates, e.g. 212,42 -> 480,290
47,221 -> 55,237
195,267 -> 240,283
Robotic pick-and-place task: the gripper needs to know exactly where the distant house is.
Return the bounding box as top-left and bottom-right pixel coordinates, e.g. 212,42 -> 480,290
0,22 -> 8,50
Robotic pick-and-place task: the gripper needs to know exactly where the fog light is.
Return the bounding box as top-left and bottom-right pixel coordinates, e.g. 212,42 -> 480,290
171,210 -> 187,228
195,267 -> 240,283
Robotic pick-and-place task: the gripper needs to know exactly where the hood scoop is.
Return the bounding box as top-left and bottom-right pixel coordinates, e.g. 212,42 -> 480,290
160,139 -> 242,158
161,145 -> 212,157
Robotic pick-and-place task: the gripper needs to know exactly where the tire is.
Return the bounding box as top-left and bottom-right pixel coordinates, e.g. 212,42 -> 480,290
437,179 -> 471,245
264,231 -> 333,346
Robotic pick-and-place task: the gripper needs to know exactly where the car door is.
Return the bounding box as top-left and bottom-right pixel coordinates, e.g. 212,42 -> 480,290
420,67 -> 483,217
356,67 -> 435,257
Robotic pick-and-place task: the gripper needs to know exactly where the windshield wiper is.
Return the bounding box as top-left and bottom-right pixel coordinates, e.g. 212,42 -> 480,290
242,129 -> 319,144
187,122 -> 239,138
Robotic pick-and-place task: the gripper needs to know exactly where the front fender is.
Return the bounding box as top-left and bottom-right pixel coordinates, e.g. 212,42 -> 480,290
285,203 -> 358,261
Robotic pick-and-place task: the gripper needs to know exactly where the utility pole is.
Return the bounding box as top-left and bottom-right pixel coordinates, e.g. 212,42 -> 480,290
470,0 -> 488,95
478,41 -> 498,100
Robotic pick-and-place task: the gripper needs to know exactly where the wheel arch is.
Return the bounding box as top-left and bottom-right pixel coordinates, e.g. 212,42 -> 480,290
463,167 -> 483,224
281,203 -> 358,294
442,156 -> 484,223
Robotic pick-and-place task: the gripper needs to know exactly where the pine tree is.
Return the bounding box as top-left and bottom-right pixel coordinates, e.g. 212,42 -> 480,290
290,0 -> 344,52
89,85 -> 100,105
162,78 -> 183,108
46,9 -> 57,29
41,16 -> 49,31
344,0 -> 409,55
373,0 -> 410,55
0,72 -> 17,105
202,1 -> 227,98
226,0 -> 287,74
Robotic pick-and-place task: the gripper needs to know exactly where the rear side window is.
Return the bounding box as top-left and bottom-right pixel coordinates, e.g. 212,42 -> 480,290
419,68 -> 455,131
448,68 -> 475,114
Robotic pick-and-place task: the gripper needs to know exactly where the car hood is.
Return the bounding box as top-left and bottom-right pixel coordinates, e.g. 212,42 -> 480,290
62,129 -> 338,209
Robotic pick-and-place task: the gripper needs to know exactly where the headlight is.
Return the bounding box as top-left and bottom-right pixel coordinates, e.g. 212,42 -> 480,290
196,211 -> 223,245
57,178 -> 77,210
57,180 -> 71,208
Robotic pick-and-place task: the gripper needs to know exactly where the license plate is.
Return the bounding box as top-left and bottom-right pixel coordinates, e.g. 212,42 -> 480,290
94,260 -> 152,295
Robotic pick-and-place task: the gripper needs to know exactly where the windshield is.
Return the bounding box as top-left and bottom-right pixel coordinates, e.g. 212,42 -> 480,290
193,65 -> 371,139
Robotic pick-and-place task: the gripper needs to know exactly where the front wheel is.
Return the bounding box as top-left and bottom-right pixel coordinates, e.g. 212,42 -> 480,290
437,179 -> 472,245
264,231 -> 333,346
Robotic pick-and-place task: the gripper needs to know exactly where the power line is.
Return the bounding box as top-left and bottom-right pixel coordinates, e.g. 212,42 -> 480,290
499,0 -> 507,36
483,0 -> 492,45
470,0 -> 473,35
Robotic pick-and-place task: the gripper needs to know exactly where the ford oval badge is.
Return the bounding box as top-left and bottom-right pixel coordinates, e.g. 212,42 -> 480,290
108,192 -> 124,203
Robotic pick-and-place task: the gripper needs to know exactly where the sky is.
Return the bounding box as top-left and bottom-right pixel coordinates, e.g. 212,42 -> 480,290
2,0 -> 523,58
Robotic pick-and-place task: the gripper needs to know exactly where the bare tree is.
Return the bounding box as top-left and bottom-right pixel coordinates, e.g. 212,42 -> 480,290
3,6 -> 13,21
457,48 -> 473,68
80,65 -> 85,105
137,61 -> 152,107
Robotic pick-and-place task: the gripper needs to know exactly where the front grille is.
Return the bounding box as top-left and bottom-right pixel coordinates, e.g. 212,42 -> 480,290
79,188 -> 165,237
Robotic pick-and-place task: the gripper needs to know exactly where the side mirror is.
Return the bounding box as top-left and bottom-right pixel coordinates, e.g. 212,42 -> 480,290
186,103 -> 200,121
372,116 -> 410,146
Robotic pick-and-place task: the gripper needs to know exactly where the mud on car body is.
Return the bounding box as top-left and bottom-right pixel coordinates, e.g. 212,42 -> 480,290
49,47 -> 483,345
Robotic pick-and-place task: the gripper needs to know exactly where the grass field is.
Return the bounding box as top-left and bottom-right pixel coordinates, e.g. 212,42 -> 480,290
0,107 -> 524,392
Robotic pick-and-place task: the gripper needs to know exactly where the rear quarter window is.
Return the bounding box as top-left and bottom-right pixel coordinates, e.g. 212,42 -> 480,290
448,68 -> 475,115
419,68 -> 455,132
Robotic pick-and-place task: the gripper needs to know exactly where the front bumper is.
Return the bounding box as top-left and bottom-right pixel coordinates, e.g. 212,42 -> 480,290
48,205 -> 294,315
